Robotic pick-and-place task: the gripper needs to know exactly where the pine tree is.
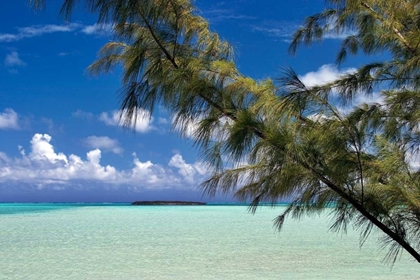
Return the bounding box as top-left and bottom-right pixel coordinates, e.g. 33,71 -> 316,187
31,0 -> 420,263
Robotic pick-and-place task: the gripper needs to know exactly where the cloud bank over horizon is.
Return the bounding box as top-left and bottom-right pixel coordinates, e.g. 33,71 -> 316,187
0,133 -> 207,193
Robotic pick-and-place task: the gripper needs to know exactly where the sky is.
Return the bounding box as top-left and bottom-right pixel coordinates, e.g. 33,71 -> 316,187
0,0 -> 381,202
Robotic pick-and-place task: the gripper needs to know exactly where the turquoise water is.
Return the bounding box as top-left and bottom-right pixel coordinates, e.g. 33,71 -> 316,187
0,203 -> 418,279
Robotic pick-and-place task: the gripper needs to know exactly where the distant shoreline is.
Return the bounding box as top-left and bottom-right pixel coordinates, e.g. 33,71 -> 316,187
131,201 -> 206,206
0,202 -> 300,206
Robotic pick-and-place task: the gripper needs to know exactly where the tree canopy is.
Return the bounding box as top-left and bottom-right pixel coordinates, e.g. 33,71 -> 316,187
31,0 -> 420,264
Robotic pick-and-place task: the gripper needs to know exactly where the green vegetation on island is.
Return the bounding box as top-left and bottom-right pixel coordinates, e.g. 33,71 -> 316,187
32,0 -> 420,264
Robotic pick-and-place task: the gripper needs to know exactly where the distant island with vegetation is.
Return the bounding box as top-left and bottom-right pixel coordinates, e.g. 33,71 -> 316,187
131,201 -> 206,206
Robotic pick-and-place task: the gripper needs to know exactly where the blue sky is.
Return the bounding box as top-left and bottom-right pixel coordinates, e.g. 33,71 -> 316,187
0,0 -> 378,202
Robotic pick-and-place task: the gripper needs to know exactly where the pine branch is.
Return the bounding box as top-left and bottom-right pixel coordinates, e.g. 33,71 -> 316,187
360,1 -> 416,56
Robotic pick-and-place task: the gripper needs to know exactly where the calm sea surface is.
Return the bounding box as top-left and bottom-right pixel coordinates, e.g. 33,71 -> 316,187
0,203 -> 418,279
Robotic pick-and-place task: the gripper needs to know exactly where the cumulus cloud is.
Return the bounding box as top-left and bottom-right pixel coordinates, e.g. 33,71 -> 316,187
299,65 -> 383,116
4,51 -> 26,68
99,109 -> 154,133
169,154 -> 207,184
299,64 -> 356,87
0,134 -> 206,191
27,134 -> 69,171
0,108 -> 19,129
299,65 -> 387,116
84,136 -> 123,155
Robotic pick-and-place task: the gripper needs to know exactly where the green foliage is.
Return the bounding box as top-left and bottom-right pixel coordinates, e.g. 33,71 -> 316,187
31,0 -> 420,264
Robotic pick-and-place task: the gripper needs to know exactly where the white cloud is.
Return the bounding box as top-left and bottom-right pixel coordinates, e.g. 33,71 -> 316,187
81,23 -> 114,35
407,149 -> 420,171
158,117 -> 168,124
0,23 -> 112,43
251,19 -> 355,41
323,30 -> 357,40
321,16 -> 357,39
172,114 -> 232,142
57,50 -> 79,57
0,134 -> 205,191
84,136 -> 123,155
0,108 -> 19,129
252,24 -> 295,39
0,34 -> 18,42
299,65 -> 384,116
299,64 -> 356,88
29,134 -> 68,165
72,109 -> 94,119
250,20 -> 301,42
251,16 -> 356,43
333,91 -> 385,116
18,24 -> 81,37
353,91 -> 384,107
172,116 -> 200,139
99,109 -> 154,133
0,23 -> 81,42
4,51 -> 26,67
306,113 -> 333,123
204,8 -> 256,23
169,154 -> 204,184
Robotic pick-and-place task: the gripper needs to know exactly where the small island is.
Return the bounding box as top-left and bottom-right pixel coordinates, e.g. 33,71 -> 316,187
131,201 -> 206,206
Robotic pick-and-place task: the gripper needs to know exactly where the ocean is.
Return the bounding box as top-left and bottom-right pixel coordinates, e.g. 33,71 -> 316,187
0,203 -> 418,279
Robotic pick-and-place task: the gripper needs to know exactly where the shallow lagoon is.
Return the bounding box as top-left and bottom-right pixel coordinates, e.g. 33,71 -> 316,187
0,204 -> 418,279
